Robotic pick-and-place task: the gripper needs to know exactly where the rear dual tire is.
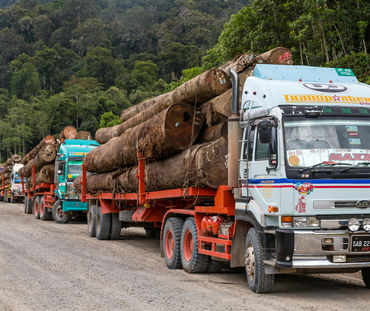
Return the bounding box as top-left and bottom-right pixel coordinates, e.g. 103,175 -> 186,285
95,202 -> 121,240
39,196 -> 52,221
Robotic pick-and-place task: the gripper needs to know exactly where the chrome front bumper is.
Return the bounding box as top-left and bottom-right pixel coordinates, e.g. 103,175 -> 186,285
272,229 -> 370,270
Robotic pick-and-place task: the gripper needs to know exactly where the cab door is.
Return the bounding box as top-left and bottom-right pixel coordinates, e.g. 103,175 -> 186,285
241,119 -> 281,214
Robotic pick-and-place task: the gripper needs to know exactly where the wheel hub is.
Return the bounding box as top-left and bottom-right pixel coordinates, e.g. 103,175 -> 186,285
183,230 -> 193,262
165,231 -> 174,259
245,241 -> 255,281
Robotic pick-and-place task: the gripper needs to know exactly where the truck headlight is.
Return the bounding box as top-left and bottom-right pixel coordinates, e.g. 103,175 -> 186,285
293,217 -> 320,228
348,218 -> 360,232
363,218 -> 370,232
294,217 -> 307,227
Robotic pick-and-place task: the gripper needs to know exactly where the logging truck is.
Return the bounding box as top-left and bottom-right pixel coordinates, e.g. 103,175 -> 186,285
5,163 -> 25,203
81,64 -> 370,293
24,139 -> 99,223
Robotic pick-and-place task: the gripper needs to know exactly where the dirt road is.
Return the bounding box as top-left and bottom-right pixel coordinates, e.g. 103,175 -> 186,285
0,202 -> 369,311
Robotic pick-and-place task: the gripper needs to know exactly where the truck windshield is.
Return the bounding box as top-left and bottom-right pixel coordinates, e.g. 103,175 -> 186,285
284,118 -> 370,168
67,161 -> 82,177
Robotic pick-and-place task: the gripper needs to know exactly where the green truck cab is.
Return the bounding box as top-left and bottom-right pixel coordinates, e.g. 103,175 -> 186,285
53,139 -> 99,223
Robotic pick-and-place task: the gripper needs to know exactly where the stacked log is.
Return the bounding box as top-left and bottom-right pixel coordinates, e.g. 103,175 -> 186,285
0,157 -> 16,186
95,69 -> 230,144
82,47 -> 292,194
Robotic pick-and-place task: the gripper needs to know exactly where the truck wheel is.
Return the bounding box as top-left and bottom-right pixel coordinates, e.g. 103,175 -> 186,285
96,203 -> 111,240
245,228 -> 274,293
40,196 -> 52,221
4,191 -> 8,203
10,194 -> 15,203
361,268 -> 370,288
87,201 -> 97,237
52,200 -> 71,224
180,217 -> 208,273
33,196 -> 40,219
163,217 -> 184,269
27,197 -> 33,214
110,212 -> 121,240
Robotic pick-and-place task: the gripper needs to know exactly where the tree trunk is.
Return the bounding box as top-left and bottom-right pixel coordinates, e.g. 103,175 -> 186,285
33,144 -> 57,171
60,126 -> 77,140
11,154 -> 21,163
120,69 -> 230,123
76,131 -> 92,140
197,122 -> 227,143
19,159 -> 34,177
83,137 -> 227,193
36,164 -> 55,184
21,135 -> 56,165
85,104 -> 204,173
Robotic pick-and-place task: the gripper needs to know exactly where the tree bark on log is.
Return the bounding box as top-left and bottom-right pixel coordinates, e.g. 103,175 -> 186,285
11,154 -> 22,163
86,104 -> 203,173
60,126 -> 77,140
21,135 -> 56,165
76,131 -> 92,140
19,159 -> 34,177
36,164 -> 55,184
197,122 -> 227,143
83,137 -> 227,193
33,144 -> 56,171
120,69 -> 230,123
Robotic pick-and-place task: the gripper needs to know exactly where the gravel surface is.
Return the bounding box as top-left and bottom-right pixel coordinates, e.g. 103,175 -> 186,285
0,202 -> 369,311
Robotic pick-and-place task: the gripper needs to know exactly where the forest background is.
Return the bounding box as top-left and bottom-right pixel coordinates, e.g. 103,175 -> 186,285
0,0 -> 368,160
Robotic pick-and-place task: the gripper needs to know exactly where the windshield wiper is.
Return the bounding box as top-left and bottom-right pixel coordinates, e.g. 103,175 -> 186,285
299,161 -> 351,173
339,162 -> 370,173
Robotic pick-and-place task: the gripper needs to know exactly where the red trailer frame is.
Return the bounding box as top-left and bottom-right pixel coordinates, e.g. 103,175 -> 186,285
81,155 -> 236,262
22,165 -> 55,217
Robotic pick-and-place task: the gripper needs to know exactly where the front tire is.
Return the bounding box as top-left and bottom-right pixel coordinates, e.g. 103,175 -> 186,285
163,217 -> 184,269
52,200 -> 71,223
245,228 -> 274,293
361,268 -> 370,289
180,217 -> 208,273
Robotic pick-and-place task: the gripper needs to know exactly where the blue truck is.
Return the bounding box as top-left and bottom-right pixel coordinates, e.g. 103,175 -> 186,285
24,139 -> 99,223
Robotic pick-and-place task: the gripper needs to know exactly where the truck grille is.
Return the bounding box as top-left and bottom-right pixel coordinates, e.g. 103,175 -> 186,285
334,201 -> 357,208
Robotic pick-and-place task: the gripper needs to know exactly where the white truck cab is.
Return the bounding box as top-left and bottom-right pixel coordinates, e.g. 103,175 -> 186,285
236,64 -> 370,288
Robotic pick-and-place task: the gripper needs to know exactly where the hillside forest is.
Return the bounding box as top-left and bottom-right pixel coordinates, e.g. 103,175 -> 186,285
0,0 -> 369,160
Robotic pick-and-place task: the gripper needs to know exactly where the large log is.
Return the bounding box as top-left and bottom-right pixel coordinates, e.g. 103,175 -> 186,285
197,122 -> 227,143
11,154 -> 22,163
60,126 -> 77,140
33,144 -> 56,171
19,159 -> 34,177
36,164 -> 54,184
85,104 -> 203,173
83,137 -> 227,193
21,135 -> 56,165
120,69 -> 230,122
76,131 -> 92,140
97,69 -> 230,145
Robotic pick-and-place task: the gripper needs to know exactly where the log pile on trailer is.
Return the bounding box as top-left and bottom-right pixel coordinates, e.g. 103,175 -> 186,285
19,127 -> 91,188
82,47 -> 292,193
0,155 -> 21,187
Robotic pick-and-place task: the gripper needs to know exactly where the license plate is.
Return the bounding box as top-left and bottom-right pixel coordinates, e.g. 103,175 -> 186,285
351,235 -> 370,252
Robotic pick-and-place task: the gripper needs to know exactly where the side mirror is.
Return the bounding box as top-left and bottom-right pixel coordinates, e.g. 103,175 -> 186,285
258,120 -> 273,144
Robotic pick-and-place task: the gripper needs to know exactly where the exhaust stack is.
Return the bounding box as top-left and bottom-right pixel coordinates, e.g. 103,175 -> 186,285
228,69 -> 240,187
